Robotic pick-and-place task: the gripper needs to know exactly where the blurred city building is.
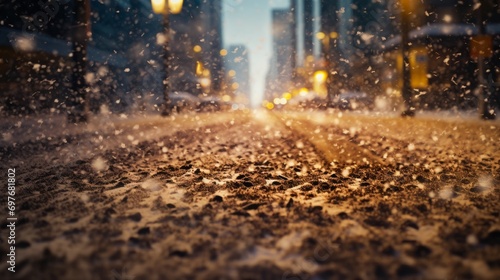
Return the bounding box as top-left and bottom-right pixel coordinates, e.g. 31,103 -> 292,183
318,0 -> 499,111
292,0 -> 315,94
198,0 -> 224,95
0,0 -> 225,116
319,0 -> 394,98
380,0 -> 499,110
265,7 -> 296,103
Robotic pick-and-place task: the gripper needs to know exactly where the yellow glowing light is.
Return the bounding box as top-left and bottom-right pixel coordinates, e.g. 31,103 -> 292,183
151,0 -> 184,15
151,0 -> 167,14
273,98 -> 280,105
443,14 -> 452,23
193,45 -> 202,53
220,49 -> 228,56
228,70 -> 236,77
199,77 -> 211,88
313,71 -> 328,98
280,98 -> 287,105
330,32 -> 338,39
266,102 -> 275,110
231,82 -> 239,90
401,0 -> 414,13
282,92 -> 292,100
169,0 -> 184,14
409,47 -> 429,89
202,69 -> 210,77
299,87 -> 309,96
316,32 -> 326,40
196,61 -> 203,76
314,70 -> 328,83
222,95 -> 231,102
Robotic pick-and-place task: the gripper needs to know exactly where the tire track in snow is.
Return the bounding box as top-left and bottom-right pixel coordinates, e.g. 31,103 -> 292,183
270,112 -> 386,167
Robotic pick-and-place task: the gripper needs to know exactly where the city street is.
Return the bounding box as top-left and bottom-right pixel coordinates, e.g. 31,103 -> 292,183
1,110 -> 499,279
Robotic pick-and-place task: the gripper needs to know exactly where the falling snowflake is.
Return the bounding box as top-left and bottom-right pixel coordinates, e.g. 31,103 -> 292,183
91,157 -> 108,172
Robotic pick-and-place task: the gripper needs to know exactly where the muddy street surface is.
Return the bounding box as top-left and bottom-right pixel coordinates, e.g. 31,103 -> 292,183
1,110 -> 499,280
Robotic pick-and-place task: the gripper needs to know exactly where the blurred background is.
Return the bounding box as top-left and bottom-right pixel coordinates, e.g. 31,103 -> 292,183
0,0 -> 499,119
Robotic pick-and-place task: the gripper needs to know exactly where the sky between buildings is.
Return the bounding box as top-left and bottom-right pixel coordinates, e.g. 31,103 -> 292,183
223,0 -> 292,107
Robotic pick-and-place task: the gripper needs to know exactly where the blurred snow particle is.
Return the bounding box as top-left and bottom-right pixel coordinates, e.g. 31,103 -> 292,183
296,141 -> 304,149
374,97 -> 388,111
478,176 -> 493,188
473,175 -> 494,194
467,234 -> 478,245
407,143 -> 415,151
99,104 -> 111,115
349,127 -> 358,137
439,185 -> 455,200
277,230 -> 310,251
85,72 -> 95,84
428,191 -> 436,198
98,66 -> 108,76
341,168 -> 350,178
360,32 -> 374,43
2,132 -> 12,141
247,164 -> 255,172
91,157 -> 108,172
80,193 -> 90,203
124,68 -> 130,73
417,183 -> 426,190
141,179 -> 162,192
13,35 -> 35,52
156,33 -> 167,45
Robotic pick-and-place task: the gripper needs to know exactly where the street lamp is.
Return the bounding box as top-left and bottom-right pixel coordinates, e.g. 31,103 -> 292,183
151,0 -> 184,116
400,0 -> 414,117
68,0 -> 90,123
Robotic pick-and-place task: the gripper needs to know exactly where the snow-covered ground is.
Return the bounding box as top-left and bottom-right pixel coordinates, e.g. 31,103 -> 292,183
0,110 -> 499,279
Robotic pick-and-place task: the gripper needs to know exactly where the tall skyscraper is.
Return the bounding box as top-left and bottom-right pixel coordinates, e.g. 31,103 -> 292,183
170,0 -> 203,95
265,8 -> 295,101
169,0 -> 225,96
291,0 -> 314,66
200,0 -> 224,94
319,0 -> 394,90
303,0 -> 314,59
